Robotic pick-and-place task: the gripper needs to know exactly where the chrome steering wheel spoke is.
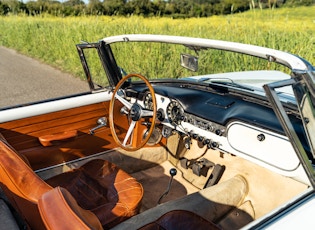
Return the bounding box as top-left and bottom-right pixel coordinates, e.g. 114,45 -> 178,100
115,93 -> 133,110
122,120 -> 137,146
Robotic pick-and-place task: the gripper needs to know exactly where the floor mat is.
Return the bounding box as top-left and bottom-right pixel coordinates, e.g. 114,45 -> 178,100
131,161 -> 199,212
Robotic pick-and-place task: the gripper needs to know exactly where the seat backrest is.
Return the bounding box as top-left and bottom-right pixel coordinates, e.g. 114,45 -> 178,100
0,137 -> 52,230
39,187 -> 103,230
0,132 -> 31,165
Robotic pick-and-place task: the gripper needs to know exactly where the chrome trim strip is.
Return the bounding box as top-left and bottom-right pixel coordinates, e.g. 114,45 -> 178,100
0,91 -> 112,123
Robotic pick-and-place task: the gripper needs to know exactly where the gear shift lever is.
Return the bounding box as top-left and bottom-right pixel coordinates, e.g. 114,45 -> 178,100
157,168 -> 177,205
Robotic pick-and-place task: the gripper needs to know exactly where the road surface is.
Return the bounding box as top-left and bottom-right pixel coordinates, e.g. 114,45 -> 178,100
0,46 -> 90,108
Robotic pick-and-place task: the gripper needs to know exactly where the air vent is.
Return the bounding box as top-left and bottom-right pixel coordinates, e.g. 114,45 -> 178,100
205,97 -> 235,109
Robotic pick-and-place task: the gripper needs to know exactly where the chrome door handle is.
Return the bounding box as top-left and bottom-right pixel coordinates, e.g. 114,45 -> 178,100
89,117 -> 107,135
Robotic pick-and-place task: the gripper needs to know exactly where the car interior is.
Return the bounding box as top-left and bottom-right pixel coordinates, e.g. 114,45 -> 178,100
0,37 -> 313,229
0,84 -> 310,229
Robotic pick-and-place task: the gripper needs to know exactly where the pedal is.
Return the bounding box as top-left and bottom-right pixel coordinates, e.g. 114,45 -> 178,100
199,158 -> 215,168
204,164 -> 225,188
180,157 -> 217,178
192,163 -> 201,176
180,158 -> 188,169
192,158 -> 215,177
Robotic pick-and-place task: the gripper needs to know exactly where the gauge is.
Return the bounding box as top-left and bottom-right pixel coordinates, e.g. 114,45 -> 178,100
143,127 -> 162,145
166,100 -> 184,126
143,93 -> 154,110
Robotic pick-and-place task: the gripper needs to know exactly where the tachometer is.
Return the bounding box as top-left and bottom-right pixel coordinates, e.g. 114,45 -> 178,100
166,100 -> 184,126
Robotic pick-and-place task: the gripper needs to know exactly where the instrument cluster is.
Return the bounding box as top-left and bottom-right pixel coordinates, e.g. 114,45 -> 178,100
142,92 -> 226,145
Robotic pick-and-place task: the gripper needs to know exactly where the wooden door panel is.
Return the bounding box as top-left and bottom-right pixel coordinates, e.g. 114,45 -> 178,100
0,101 -> 118,170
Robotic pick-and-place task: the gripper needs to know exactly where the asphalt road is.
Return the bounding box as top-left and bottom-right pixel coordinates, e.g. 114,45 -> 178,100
0,46 -> 90,108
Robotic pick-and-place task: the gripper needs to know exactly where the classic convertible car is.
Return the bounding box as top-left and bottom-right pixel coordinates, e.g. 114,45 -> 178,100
0,34 -> 314,229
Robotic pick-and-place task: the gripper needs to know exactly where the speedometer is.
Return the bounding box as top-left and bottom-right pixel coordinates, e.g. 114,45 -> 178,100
166,100 -> 184,126
143,93 -> 153,110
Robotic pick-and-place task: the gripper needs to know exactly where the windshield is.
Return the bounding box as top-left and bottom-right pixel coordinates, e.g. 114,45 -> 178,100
109,41 -> 290,85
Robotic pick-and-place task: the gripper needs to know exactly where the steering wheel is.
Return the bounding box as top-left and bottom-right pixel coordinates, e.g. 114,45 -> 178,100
109,74 -> 157,151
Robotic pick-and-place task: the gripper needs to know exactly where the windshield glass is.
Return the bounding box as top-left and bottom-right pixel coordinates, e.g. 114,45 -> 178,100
110,41 -> 290,84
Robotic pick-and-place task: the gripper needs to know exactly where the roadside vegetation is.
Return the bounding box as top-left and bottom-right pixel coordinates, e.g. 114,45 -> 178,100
0,5 -> 314,82
1,0 -> 313,17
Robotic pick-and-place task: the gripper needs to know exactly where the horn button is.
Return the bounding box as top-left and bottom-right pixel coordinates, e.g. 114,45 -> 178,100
130,103 -> 142,121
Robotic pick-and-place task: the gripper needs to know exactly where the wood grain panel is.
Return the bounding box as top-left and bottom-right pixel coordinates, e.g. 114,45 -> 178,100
0,102 -> 119,169
1,102 -> 109,147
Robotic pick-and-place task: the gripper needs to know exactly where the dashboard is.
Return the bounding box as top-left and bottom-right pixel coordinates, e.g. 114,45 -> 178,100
125,82 -> 309,182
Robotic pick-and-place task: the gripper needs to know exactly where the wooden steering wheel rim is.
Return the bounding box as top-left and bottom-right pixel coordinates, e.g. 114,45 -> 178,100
109,73 -> 157,151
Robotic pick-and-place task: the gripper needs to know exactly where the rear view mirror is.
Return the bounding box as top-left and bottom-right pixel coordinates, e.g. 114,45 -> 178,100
180,54 -> 198,72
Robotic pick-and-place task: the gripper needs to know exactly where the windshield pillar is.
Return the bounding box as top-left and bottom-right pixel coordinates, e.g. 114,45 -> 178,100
98,41 -> 122,87
264,77 -> 315,187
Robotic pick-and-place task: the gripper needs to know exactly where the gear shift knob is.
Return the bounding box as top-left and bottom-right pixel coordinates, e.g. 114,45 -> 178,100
170,168 -> 177,177
157,168 -> 177,205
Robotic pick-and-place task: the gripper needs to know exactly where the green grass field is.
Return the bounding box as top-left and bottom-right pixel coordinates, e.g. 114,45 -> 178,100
0,6 -> 314,83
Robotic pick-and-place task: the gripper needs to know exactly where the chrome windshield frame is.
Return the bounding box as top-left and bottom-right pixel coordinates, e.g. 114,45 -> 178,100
264,76 -> 315,187
101,34 -> 313,71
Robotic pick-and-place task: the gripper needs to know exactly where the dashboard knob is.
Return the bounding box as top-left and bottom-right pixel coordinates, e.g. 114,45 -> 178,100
215,129 -> 223,136
192,133 -> 198,139
211,142 -> 219,148
203,139 -> 211,148
207,125 -> 214,132
257,134 -> 265,142
203,139 -> 211,145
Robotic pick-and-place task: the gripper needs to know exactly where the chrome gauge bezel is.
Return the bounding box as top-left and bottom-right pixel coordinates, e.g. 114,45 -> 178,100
143,92 -> 154,110
166,100 -> 184,126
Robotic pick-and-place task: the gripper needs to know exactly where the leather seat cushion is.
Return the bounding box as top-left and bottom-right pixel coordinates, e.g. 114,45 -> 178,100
48,169 -> 109,209
139,210 -> 221,230
46,159 -> 143,228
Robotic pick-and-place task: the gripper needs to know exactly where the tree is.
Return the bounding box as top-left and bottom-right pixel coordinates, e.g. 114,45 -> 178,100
87,0 -> 103,15
64,0 -> 85,7
0,1 -> 10,15
103,0 -> 126,15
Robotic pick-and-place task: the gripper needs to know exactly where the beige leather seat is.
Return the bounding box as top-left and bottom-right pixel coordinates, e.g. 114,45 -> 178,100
0,133 -> 143,229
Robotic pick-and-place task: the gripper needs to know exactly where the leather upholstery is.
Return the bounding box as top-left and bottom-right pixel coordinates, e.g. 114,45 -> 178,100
39,187 -> 103,230
0,134 -> 143,229
138,210 -> 221,230
0,138 -> 51,229
46,159 -> 143,229
39,190 -> 221,230
0,132 -> 30,165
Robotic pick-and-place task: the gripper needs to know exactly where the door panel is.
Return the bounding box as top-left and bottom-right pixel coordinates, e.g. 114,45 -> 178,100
0,101 -> 118,170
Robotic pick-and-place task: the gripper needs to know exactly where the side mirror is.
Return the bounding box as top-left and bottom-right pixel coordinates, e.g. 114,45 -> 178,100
180,54 -> 198,72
